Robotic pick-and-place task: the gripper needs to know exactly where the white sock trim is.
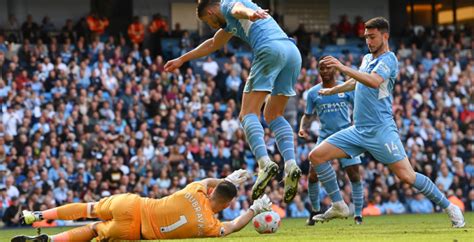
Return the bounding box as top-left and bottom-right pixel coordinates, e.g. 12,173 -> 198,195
86,203 -> 94,218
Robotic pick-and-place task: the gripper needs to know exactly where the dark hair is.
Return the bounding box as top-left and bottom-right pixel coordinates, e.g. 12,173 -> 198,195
197,0 -> 221,18
365,17 -> 389,33
214,181 -> 237,201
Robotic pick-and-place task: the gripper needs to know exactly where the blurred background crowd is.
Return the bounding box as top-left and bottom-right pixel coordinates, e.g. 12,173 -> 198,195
0,11 -> 472,227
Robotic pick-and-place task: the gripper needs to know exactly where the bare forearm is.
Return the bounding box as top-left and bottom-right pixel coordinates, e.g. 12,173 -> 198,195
340,66 -> 382,88
332,78 -> 356,93
200,178 -> 224,188
224,209 -> 255,235
300,114 -> 313,131
180,39 -> 215,62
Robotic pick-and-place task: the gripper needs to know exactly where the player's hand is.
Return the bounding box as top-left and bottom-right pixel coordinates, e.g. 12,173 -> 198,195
250,194 -> 272,214
298,129 -> 308,138
249,9 -> 269,22
164,58 -> 184,72
320,56 -> 344,71
318,88 -> 335,95
225,169 -> 250,186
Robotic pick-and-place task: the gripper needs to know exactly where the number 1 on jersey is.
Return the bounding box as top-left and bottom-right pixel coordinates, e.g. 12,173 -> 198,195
160,215 -> 188,233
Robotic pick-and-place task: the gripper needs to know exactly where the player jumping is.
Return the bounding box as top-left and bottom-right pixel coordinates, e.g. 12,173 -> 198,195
299,59 -> 364,225
308,17 -> 465,228
13,170 -> 273,241
164,0 -> 302,203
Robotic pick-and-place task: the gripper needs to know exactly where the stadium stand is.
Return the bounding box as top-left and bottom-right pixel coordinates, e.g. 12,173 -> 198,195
0,13 -> 472,227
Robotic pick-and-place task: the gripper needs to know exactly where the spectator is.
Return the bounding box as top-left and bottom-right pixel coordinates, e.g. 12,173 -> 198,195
337,15 -> 351,37
353,16 -> 364,38
225,70 -> 242,100
2,196 -> 21,227
381,191 -> 406,214
223,200 -> 241,220
435,163 -> 454,192
149,13 -> 169,56
409,193 -> 434,214
52,179 -> 69,205
362,195 -> 382,216
21,15 -> 40,42
202,56 -> 219,78
5,176 -> 19,200
288,196 -> 310,218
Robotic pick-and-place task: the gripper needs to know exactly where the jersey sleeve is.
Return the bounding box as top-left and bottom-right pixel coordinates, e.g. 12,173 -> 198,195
183,182 -> 207,195
372,55 -> 395,81
204,215 -> 225,237
221,0 -> 237,19
305,89 -> 317,115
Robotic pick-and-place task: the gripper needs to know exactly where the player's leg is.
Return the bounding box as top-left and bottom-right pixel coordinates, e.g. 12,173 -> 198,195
12,224 -> 97,242
242,44 -> 284,200
264,95 -> 302,203
21,202 -> 97,225
344,163 -> 363,224
307,165 -> 321,225
388,158 -> 465,228
93,194 -> 142,239
367,125 -> 465,228
267,40 -> 302,203
308,166 -> 321,212
240,91 -> 279,200
309,127 -> 365,222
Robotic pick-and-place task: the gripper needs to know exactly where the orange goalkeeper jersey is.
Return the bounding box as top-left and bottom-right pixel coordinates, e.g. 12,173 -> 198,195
140,182 -> 225,239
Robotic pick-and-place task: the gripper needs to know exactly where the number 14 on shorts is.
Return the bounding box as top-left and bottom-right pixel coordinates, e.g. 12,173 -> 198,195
384,141 -> 399,154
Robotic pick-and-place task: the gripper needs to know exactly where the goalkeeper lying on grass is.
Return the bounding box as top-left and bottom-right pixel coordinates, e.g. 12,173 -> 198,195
13,169 -> 271,241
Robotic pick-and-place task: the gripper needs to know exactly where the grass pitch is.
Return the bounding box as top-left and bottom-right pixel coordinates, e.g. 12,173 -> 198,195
1,213 -> 472,242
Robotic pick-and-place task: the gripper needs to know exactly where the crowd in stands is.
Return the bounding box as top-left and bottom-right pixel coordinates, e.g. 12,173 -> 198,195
0,13 -> 473,227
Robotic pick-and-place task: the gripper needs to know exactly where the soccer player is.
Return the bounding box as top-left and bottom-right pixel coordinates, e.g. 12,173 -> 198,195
164,0 -> 302,202
12,170 -> 272,241
298,60 -> 363,225
308,17 -> 465,227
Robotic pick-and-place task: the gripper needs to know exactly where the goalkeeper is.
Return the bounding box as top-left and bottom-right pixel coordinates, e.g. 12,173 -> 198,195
13,170 -> 271,241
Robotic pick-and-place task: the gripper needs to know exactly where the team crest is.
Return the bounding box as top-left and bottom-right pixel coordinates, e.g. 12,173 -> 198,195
338,93 -> 345,98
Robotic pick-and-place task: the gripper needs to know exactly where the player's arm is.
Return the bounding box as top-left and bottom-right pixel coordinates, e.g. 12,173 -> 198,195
320,56 -> 383,89
221,195 -> 271,236
230,2 -> 269,21
340,66 -> 384,89
199,178 -> 224,190
164,29 -> 233,72
221,209 -> 255,236
319,78 -> 356,95
298,114 -> 315,138
199,169 -> 250,189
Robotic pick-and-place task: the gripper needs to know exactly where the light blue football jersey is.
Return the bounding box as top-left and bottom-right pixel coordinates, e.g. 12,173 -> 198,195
353,52 -> 398,130
220,0 -> 289,50
305,82 -> 354,139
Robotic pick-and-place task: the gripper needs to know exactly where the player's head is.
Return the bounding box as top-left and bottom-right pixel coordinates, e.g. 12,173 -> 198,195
210,181 -> 237,212
197,0 -> 226,29
318,56 -> 336,82
364,17 -> 390,54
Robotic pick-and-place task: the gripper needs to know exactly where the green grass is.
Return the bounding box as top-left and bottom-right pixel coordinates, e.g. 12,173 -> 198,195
2,213 -> 473,242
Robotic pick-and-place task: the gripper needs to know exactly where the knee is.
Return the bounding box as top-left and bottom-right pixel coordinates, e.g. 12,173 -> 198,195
308,149 -> 326,165
397,172 -> 416,185
263,113 -> 280,124
263,109 -> 282,124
